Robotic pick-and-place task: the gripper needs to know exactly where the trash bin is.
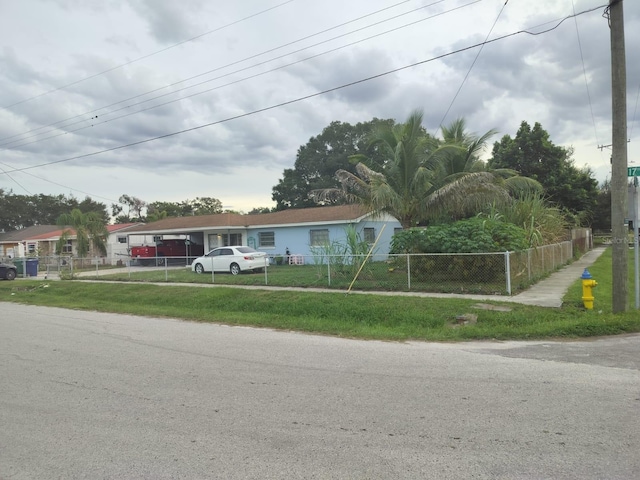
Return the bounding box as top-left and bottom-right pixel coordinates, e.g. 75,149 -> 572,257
14,259 -> 24,275
26,258 -> 39,277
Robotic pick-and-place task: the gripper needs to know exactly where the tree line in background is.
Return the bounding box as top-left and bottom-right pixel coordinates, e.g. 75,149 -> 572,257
272,115 -> 610,234
0,190 -> 110,232
1,113 -> 612,237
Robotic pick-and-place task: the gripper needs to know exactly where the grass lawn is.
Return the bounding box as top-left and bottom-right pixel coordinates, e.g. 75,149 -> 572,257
79,258 -> 510,295
1,247 -> 638,341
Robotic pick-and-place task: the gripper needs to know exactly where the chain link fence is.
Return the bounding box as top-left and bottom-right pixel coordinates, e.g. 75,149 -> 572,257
11,239 -> 583,296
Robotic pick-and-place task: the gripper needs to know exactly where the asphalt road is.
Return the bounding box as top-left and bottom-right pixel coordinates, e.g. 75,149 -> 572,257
1,303 -> 638,480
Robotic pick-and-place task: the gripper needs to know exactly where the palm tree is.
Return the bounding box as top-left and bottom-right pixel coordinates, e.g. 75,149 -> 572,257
432,118 -> 542,220
312,110 -> 539,229
56,208 -> 108,257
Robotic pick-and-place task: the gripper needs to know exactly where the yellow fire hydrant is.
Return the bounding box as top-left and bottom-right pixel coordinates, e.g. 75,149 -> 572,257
581,268 -> 597,310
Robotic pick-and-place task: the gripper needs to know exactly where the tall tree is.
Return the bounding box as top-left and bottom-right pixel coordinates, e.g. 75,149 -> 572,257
272,118 -> 395,210
435,118 -> 541,219
146,197 -> 224,220
488,121 -> 598,216
146,201 -> 187,219
591,179 -> 612,232
313,111 -> 538,229
189,197 -> 223,215
0,189 -> 108,231
56,208 -> 109,257
112,194 -> 147,223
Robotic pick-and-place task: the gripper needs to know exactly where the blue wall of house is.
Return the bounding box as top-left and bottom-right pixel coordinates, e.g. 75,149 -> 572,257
247,218 -> 400,261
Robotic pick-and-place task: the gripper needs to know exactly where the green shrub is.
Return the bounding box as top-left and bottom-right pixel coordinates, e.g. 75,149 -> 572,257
391,218 -> 528,281
391,217 -> 528,254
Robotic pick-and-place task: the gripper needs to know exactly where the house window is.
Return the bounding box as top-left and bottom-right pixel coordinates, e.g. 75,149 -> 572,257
258,232 -> 275,248
208,233 -> 243,249
62,240 -> 73,254
117,236 -> 127,244
27,243 -> 37,254
310,229 -> 329,246
363,228 -> 375,244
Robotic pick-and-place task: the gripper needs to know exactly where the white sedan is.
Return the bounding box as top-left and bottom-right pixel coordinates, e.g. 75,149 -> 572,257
191,246 -> 268,275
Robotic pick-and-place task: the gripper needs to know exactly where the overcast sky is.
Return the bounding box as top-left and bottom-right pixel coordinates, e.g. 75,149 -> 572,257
1,0 -> 639,215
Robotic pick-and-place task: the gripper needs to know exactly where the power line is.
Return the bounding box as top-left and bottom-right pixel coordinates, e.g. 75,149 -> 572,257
1,0 -> 421,206
2,0 -> 479,151
0,0 -> 297,111
571,0 -> 603,162
438,0 -> 508,129
0,4 -> 607,176
0,0 -> 445,147
0,165 -> 32,195
0,159 -> 119,203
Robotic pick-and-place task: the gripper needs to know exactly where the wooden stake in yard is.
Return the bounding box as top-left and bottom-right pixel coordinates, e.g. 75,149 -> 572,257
347,224 -> 386,294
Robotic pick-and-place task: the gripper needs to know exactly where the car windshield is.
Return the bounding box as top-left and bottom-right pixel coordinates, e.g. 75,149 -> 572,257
236,247 -> 257,254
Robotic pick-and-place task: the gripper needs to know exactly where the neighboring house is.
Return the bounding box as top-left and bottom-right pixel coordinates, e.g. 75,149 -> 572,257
0,223 -> 142,265
0,225 -> 61,259
123,205 -> 402,259
105,223 -> 144,265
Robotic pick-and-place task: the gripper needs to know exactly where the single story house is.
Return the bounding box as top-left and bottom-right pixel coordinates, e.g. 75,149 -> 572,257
0,225 -> 62,259
0,223 -> 141,265
124,205 -> 402,260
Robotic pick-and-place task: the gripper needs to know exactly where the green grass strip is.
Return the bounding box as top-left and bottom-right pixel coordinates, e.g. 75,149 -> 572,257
2,247 -> 638,341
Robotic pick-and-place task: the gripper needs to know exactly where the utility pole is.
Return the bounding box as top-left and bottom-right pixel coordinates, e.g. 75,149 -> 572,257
609,0 -> 628,313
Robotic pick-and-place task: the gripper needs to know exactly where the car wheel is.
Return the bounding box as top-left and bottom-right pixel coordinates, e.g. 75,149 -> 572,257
156,256 -> 165,266
5,269 -> 16,281
140,259 -> 152,267
194,263 -> 205,274
230,263 -> 241,275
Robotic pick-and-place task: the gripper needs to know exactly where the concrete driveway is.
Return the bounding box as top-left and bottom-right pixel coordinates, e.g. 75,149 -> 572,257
1,303 -> 638,479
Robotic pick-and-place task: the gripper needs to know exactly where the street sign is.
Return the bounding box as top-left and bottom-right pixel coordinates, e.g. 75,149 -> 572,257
629,166 -> 640,176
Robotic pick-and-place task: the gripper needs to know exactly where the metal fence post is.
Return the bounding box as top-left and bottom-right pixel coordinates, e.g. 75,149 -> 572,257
407,254 -> 411,291
505,251 -> 512,295
327,260 -> 331,287
264,257 -> 269,285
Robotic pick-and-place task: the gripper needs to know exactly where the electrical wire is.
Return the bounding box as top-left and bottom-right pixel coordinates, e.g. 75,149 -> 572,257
0,165 -> 32,195
0,159 -> 120,203
0,4 -> 607,176
0,0 -> 423,205
0,0 -> 297,111
0,0 -> 447,147
437,0 -> 508,130
2,0 -> 480,151
571,0 -> 603,163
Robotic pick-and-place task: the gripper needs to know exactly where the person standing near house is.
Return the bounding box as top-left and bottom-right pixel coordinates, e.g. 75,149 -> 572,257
285,247 -> 290,265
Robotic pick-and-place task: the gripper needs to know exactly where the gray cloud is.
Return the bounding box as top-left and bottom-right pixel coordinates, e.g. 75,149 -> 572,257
1,0 -> 638,209
128,0 -> 207,44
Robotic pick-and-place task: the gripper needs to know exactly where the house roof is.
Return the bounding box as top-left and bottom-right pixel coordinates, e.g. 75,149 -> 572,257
0,225 -> 61,242
124,204 -> 373,235
106,223 -> 143,233
0,223 -> 143,242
